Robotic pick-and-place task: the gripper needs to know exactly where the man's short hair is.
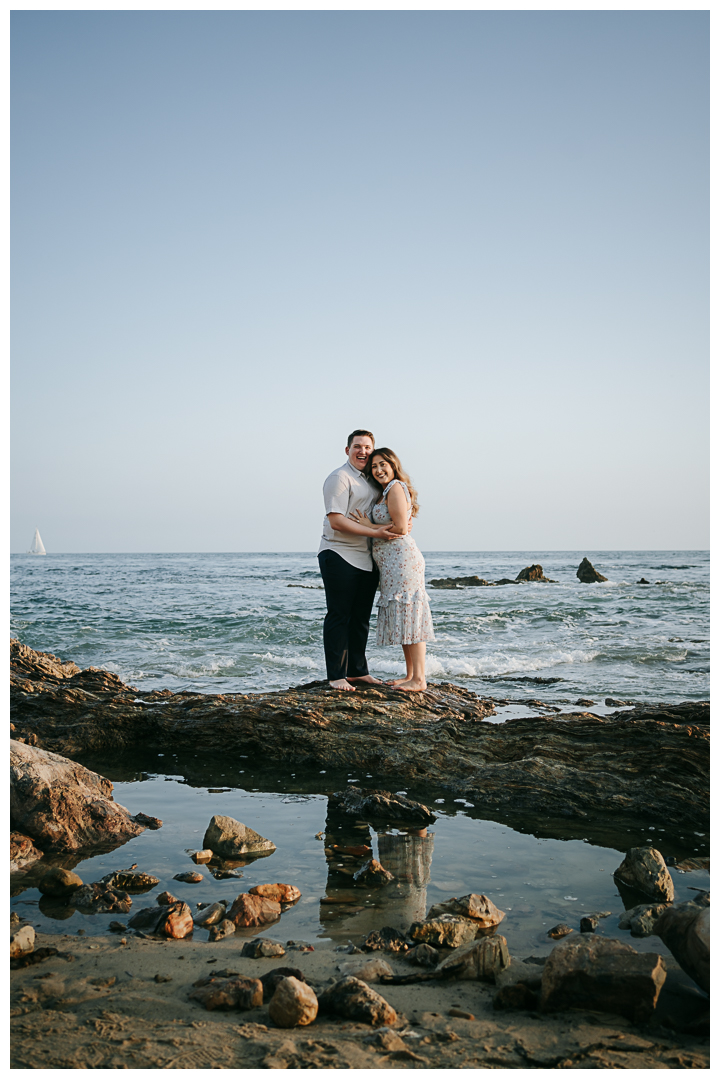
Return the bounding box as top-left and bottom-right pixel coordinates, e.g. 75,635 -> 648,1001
347,429 -> 375,448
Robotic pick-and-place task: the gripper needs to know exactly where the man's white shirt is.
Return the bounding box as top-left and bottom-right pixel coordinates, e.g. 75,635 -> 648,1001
318,460 -> 377,571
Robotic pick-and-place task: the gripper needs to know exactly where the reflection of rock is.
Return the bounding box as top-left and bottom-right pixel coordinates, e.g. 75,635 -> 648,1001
427,893 -> 505,929
11,740 -> 150,853
540,936 -> 666,1022
654,897 -> 709,994
10,832 -> 43,872
203,816 -> 276,858
353,859 -> 394,887
329,788 -> 436,827
576,558 -> 608,583
613,847 -> 674,902
318,977 -> 397,1026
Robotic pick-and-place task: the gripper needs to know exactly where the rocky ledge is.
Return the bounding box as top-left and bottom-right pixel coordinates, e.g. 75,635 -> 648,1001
10,641 -> 709,833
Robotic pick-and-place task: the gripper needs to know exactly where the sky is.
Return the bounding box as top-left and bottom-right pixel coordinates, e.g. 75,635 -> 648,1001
11,9 -> 709,553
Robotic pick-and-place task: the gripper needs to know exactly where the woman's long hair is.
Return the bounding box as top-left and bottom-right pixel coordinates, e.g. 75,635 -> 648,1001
364,448 -> 420,517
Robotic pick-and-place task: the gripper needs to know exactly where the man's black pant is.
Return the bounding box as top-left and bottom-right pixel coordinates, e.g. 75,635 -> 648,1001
317,550 -> 379,682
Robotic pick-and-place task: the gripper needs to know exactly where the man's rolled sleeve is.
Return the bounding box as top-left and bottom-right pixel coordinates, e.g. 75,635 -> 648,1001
323,473 -> 351,516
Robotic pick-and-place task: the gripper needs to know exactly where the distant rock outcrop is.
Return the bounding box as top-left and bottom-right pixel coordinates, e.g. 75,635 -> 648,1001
516,565 -> 556,583
576,558 -> 608,583
428,576 -> 490,589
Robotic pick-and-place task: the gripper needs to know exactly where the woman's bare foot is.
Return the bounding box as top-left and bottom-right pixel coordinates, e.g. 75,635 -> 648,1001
347,674 -> 383,685
398,678 -> 427,692
329,678 -> 356,691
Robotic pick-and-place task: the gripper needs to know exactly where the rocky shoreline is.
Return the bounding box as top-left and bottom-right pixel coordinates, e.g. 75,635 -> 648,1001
10,640 -> 709,835
10,640 -> 710,1069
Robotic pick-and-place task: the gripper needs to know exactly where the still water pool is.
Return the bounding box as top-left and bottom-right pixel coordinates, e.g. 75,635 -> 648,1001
12,753 -> 709,962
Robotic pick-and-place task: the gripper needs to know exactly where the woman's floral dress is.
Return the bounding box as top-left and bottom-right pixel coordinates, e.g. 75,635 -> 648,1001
371,480 -> 435,646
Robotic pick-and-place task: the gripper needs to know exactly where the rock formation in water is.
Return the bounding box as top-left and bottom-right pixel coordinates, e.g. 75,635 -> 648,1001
576,557 -> 608,583
515,564 -> 557,583
9,640 -> 709,835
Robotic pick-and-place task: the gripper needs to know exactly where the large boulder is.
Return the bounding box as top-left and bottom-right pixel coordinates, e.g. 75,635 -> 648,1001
613,847 -> 674,902
653,898 -> 709,994
426,893 -> 505,929
539,935 -> 666,1023
576,558 -> 608,583
268,977 -> 318,1028
10,741 -> 150,852
202,815 -> 276,858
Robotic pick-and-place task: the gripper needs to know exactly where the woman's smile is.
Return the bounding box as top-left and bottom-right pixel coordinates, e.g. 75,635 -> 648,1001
371,456 -> 394,486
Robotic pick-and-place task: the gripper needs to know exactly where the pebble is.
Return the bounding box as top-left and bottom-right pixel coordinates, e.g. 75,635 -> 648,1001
448,1008 -> 475,1020
154,974 -> 172,983
548,924 -> 574,939
173,872 -> 204,884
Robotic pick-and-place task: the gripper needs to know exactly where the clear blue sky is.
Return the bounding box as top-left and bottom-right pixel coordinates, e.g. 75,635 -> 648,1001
11,10 -> 709,552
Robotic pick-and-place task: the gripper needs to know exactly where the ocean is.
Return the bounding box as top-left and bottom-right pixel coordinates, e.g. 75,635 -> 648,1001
10,550 -> 709,704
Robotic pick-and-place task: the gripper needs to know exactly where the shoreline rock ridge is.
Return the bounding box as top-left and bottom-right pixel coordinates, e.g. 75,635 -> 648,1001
10,640 -> 709,833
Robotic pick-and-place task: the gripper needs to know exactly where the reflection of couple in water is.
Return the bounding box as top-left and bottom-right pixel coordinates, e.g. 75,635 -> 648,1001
317,429 -> 435,692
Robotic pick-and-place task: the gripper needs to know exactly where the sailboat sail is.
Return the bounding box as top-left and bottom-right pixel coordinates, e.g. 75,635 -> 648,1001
28,528 -> 46,555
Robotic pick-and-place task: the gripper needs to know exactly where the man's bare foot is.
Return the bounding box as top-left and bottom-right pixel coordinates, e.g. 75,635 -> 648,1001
329,678 -> 356,691
347,674 -> 383,685
398,678 -> 427,692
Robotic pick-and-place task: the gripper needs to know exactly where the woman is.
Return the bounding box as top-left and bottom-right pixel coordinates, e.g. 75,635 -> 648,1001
350,448 -> 434,691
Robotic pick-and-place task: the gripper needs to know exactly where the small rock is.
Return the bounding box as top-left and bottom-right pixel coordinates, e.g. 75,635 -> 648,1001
353,859 -> 395,887
73,883 -> 132,915
10,832 -> 44,872
637,579 -> 650,585
228,893 -> 282,928
576,557 -> 608,583
613,847 -> 674,902
580,916 -> 598,933
158,902 -> 194,939
429,575 -> 490,588
605,698 -> 630,707
38,867 -> 83,897
405,943 -> 439,967
268,976 -> 318,1027
102,870 -> 160,891
339,958 -> 394,982
654,897 -> 709,994
448,1007 -> 475,1020
617,902 -> 671,937
208,920 -> 236,942
515,564 -> 556,583
108,921 -> 127,932
409,914 -> 478,948
547,924 -> 573,940
173,872 -> 204,884
242,938 -> 286,959
318,976 -> 397,1027
575,698 -> 595,707
436,936 -> 509,981
191,850 -> 214,863
133,813 -> 163,829
193,902 -> 228,928
89,976 -> 117,987
10,925 -> 35,959
539,935 -> 666,1022
260,967 -> 306,1001
154,974 -> 172,983
426,893 -> 506,929
10,912 -> 20,927
362,927 -> 409,953
157,892 -> 180,906
203,816 -> 276,858
365,1030 -> 407,1051
248,883 -> 301,904
189,975 -> 263,1011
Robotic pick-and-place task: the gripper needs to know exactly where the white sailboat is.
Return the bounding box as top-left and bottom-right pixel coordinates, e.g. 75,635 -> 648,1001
28,528 -> 46,555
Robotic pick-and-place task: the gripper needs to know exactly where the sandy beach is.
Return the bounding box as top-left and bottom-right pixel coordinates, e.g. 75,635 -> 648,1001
10,924 -> 710,1070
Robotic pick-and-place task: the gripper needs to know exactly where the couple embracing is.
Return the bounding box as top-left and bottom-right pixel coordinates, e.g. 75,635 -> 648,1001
317,429 -> 434,693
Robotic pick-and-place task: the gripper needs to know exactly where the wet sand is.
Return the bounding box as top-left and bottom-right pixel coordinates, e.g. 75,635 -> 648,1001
10,928 -> 709,1069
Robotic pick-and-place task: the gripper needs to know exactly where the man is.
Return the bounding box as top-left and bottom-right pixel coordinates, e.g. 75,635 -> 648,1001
317,429 -> 398,690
